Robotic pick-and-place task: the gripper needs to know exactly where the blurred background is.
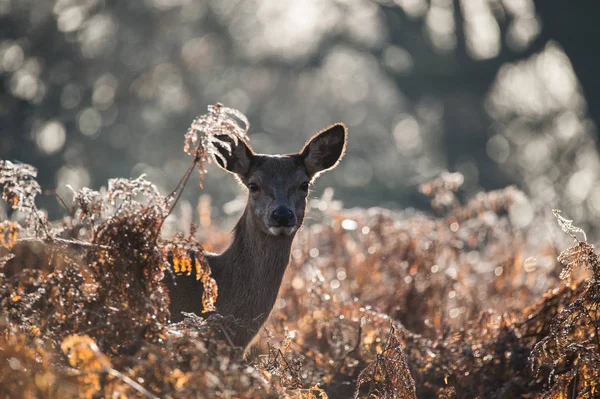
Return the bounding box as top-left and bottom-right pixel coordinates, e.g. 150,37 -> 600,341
1,0 -> 599,235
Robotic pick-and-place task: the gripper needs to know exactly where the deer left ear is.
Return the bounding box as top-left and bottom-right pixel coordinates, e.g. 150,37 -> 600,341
212,135 -> 254,176
300,123 -> 348,179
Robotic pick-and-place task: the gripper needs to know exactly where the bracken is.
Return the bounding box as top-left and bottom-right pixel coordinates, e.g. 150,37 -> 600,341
0,104 -> 597,398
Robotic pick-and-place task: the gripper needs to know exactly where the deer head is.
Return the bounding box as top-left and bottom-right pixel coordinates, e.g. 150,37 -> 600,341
213,123 -> 347,237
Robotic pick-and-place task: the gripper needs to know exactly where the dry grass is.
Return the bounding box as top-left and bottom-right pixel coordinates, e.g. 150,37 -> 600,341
0,105 -> 598,398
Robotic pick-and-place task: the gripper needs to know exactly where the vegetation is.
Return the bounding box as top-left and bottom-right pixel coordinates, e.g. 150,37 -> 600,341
1,106 -> 599,398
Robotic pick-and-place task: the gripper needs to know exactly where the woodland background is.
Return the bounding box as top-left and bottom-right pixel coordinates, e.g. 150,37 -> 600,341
1,0 -> 600,236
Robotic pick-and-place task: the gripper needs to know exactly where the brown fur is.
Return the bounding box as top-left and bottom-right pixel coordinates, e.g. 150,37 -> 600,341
166,123 -> 348,349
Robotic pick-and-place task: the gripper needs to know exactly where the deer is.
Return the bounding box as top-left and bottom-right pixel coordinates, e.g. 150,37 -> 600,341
165,123 -> 348,350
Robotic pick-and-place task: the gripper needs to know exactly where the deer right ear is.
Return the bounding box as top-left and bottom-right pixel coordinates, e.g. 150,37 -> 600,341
212,135 -> 254,176
300,123 -> 348,179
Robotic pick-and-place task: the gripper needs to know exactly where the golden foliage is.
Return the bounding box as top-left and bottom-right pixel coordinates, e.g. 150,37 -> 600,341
163,236 -> 218,313
1,105 -> 599,398
0,221 -> 20,249
61,334 -> 110,398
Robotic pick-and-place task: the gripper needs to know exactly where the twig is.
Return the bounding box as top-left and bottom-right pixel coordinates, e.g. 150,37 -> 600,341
52,236 -> 112,250
277,348 -> 302,387
215,319 -> 238,349
54,192 -> 71,216
571,357 -> 578,399
16,236 -> 112,250
155,149 -> 201,240
104,367 -> 159,399
91,345 -> 159,399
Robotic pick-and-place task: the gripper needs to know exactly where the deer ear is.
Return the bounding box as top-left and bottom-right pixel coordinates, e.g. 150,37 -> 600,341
212,135 -> 254,176
300,123 -> 347,178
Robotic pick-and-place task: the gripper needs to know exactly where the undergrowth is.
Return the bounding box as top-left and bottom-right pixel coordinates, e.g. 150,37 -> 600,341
0,104 -> 599,398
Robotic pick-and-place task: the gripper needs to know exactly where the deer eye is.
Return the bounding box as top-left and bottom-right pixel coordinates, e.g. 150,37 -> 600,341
300,182 -> 309,191
248,183 -> 260,193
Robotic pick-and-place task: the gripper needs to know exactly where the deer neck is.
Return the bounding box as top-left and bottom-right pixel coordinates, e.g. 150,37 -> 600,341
206,206 -> 295,321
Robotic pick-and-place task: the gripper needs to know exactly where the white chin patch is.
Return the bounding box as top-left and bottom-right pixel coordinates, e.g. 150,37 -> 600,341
268,226 -> 297,236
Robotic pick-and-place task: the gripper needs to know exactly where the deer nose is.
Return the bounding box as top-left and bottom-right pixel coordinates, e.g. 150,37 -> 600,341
271,206 -> 294,227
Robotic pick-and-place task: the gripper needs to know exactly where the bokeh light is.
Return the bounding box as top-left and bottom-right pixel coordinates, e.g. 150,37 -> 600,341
0,0 -> 598,237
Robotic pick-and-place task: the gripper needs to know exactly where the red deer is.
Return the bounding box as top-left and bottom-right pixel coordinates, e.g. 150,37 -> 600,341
166,123 -> 348,349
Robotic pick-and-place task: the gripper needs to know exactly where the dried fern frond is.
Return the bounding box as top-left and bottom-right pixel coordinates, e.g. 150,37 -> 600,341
107,174 -> 168,213
69,185 -> 105,223
0,160 -> 41,213
184,103 -> 250,185
557,241 -> 600,280
0,160 -> 44,230
354,327 -> 416,399
528,211 -> 600,398
552,209 -> 599,280
552,209 -> 587,242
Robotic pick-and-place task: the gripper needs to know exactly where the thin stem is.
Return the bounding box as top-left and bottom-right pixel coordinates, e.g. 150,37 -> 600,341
154,149 -> 201,240
54,192 -> 71,215
91,345 -> 159,399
